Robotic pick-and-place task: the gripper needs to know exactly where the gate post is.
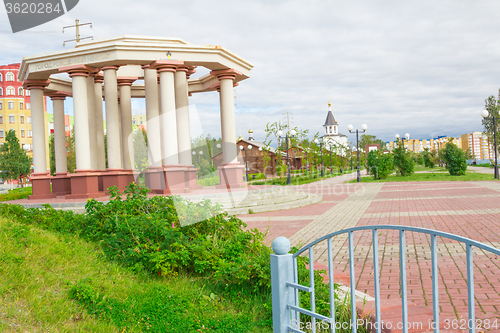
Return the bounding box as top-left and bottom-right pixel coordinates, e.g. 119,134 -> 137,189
271,237 -> 294,333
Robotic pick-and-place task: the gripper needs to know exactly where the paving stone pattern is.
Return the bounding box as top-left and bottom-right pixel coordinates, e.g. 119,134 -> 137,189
241,178 -> 500,328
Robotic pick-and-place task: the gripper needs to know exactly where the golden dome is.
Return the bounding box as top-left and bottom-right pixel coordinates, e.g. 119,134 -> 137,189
248,128 -> 253,133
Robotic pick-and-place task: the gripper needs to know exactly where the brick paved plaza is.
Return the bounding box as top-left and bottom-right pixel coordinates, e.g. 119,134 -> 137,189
240,175 -> 500,330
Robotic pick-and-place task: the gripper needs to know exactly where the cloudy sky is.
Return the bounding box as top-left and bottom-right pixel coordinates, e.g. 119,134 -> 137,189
1,0 -> 499,144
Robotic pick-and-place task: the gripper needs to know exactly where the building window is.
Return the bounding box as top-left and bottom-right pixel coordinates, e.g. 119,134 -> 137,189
9,115 -> 14,123
0,130 -> 3,138
27,117 -> 31,123
18,87 -> 23,96
0,73 -> 2,81
0,102 -> 2,110
8,101 -> 14,109
0,87 -> 2,96
0,116 -> 2,124
25,90 -> 30,96
140,121 -> 143,124
20,115 -> 24,124
6,86 -> 14,95
28,130 -> 32,138
132,120 -> 136,125
19,102 -> 23,110
21,130 -> 25,138
26,103 -> 31,109
6,72 -> 14,81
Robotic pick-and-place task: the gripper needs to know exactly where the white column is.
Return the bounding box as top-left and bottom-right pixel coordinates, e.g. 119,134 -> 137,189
118,78 -> 136,170
26,82 -> 49,174
93,74 -> 106,170
158,67 -> 179,165
102,66 -> 122,170
174,67 -> 192,166
143,66 -> 162,167
51,95 -> 67,174
69,69 -> 92,171
212,69 -> 239,164
86,75 -> 98,170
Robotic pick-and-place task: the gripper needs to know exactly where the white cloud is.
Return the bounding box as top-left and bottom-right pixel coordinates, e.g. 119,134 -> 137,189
2,0 -> 500,144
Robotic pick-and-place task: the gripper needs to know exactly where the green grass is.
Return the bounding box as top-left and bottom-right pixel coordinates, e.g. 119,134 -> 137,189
348,171 -> 497,183
0,217 -> 271,332
252,169 -> 357,186
0,186 -> 32,202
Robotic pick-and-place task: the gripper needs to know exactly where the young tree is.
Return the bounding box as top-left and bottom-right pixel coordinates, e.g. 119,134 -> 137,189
134,128 -> 149,172
265,121 -> 287,179
442,140 -> 467,176
422,148 -> 435,168
393,138 -> 414,176
367,150 -> 394,180
359,134 -> 387,151
49,133 -> 56,175
0,130 -> 32,188
67,129 -> 76,173
482,91 -> 500,152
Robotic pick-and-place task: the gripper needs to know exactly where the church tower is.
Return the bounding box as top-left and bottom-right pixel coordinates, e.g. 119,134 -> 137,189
323,101 -> 338,136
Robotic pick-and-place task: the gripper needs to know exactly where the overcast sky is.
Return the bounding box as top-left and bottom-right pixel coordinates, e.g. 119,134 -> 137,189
1,0 -> 499,144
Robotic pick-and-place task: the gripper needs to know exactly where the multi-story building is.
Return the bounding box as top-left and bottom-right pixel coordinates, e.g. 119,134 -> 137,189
461,132 -> 494,160
0,63 -> 49,171
132,114 -> 147,130
386,136 -> 461,153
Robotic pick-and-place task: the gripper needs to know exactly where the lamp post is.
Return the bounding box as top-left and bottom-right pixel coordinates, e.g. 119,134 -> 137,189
239,144 -> 252,181
314,138 -> 324,177
277,129 -> 296,185
347,124 -> 368,182
481,109 -> 499,179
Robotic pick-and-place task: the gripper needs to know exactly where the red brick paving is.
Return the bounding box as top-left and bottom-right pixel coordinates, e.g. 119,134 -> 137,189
242,179 -> 500,331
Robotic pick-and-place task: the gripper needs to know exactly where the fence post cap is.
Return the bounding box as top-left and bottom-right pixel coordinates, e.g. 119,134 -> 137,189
272,236 -> 290,255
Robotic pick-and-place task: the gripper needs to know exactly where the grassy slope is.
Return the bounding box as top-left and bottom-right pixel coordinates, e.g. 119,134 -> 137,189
0,217 -> 271,332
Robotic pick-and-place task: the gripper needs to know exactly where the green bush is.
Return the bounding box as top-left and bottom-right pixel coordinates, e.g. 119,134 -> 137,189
442,141 -> 467,175
249,173 -> 265,180
0,187 -> 32,201
366,150 -> 394,180
393,139 -> 414,176
423,148 -> 435,168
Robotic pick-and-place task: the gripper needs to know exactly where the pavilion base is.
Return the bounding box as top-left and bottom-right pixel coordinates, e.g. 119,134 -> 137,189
29,173 -> 56,200
145,166 -> 190,194
101,169 -> 135,194
65,170 -> 105,199
185,166 -> 202,190
52,173 -> 71,196
215,163 -> 247,189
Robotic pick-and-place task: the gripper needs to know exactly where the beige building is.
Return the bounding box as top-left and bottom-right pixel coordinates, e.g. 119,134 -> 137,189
461,132 -> 494,160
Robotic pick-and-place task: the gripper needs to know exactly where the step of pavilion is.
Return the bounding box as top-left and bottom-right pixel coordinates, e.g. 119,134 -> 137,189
17,186 -> 322,217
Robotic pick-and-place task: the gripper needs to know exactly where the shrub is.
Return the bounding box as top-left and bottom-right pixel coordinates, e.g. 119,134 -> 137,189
0,187 -> 32,201
423,148 -> 435,168
393,139 -> 414,176
367,150 -> 394,180
442,141 -> 467,175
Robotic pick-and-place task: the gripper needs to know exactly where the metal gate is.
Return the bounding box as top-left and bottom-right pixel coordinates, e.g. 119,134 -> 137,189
270,225 -> 500,333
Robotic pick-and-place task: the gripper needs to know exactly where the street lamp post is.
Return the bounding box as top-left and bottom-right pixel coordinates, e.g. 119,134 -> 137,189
239,144 -> 252,182
337,144 -> 344,174
347,124 -> 368,182
481,109 -> 499,179
314,138 -> 325,177
278,129 -> 296,185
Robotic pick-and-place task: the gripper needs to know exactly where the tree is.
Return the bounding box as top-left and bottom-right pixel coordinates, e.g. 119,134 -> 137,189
393,138 -> 414,176
442,140 -> 467,176
49,133 -> 56,175
67,129 -> 76,173
367,150 -> 394,180
482,92 -> 500,153
359,134 -> 386,151
0,130 -> 32,187
422,148 -> 435,168
134,128 -> 149,172
265,121 -> 287,179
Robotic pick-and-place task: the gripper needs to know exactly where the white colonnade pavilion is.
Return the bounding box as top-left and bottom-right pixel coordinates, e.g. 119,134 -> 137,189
19,36 -> 253,199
